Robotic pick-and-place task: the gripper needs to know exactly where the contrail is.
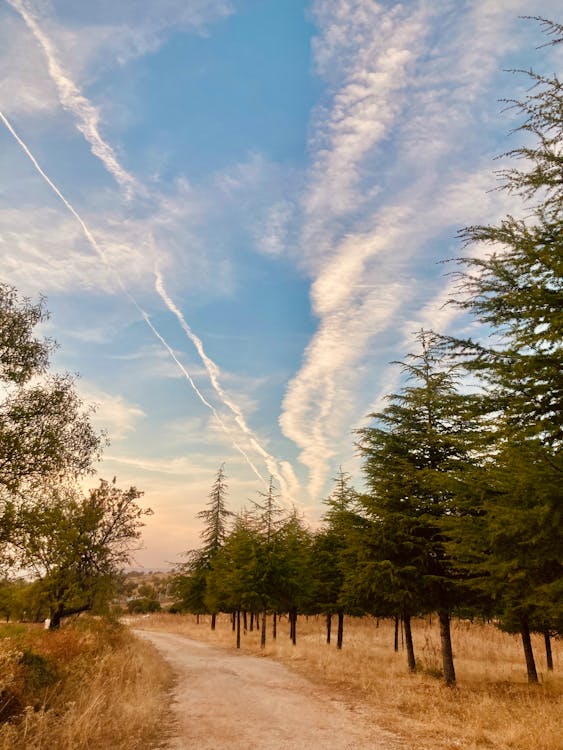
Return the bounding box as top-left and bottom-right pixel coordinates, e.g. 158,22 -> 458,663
0,109 -> 266,484
139,312 -> 267,484
154,268 -> 291,494
7,3 -> 297,496
6,0 -> 138,199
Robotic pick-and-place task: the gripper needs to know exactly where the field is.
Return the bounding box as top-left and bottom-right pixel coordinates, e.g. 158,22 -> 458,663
134,613 -> 562,750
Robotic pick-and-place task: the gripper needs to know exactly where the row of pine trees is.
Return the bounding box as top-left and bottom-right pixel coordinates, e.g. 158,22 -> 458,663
172,19 -> 562,686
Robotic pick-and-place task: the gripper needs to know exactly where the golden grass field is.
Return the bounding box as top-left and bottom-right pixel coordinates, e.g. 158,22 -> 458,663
134,613 -> 562,750
0,619 -> 172,750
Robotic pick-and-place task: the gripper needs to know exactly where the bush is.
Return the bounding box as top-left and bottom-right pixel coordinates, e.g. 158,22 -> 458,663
127,598 -> 161,614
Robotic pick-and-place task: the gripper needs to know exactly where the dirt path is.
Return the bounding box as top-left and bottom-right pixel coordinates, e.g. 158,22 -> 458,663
136,630 -> 404,750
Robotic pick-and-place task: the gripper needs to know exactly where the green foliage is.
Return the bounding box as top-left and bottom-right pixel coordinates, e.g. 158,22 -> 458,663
127,598 -> 161,614
433,19 -> 563,681
443,19 -> 562,451
173,464 -> 233,617
0,282 -> 104,586
0,283 -> 52,385
445,440 -> 562,633
356,332 -> 482,617
196,463 -> 233,562
311,469 -> 362,615
16,478 -> 150,628
0,374 -> 104,494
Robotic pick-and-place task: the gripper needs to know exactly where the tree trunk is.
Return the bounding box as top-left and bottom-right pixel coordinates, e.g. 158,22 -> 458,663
520,616 -> 538,683
544,630 -> 553,671
394,616 -> 399,652
236,610 -> 241,649
49,608 -> 63,630
438,610 -> 456,686
326,612 -> 332,644
403,614 -> 416,672
196,613 -> 200,624
289,608 -> 297,645
211,612 -> 216,631
337,611 -> 344,650
231,612 -> 236,631
250,611 -> 254,631
243,610 -> 247,632
273,612 -> 277,640
260,611 -> 267,648
49,602 -> 91,630
401,617 -> 404,649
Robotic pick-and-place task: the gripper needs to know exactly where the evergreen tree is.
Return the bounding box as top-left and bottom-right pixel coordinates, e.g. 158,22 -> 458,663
205,510 -> 262,647
439,18 -> 563,683
357,332 -> 482,684
275,509 -> 313,646
176,464 -> 233,628
314,469 -> 362,649
251,476 -> 286,647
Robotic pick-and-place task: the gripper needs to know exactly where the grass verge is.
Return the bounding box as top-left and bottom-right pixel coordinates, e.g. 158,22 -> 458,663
0,617 -> 173,750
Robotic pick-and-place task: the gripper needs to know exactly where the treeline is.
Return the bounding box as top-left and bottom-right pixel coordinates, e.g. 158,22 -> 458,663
172,20 -> 562,686
0,286 -> 150,629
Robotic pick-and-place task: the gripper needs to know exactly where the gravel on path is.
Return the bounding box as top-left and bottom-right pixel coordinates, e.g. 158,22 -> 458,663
135,629 -> 404,750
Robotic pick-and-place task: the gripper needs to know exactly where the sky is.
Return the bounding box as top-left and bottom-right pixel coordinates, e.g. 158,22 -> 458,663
1,0 -> 561,569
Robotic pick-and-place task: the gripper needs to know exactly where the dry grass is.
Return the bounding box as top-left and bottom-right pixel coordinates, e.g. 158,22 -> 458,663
134,613 -> 562,750
0,618 -> 173,750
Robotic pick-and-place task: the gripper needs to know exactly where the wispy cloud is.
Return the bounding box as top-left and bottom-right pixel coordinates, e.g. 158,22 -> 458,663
2,4 -> 297,498
6,0 -> 138,197
83,386 -> 145,441
0,109 -> 270,487
154,266 -> 295,498
278,0 -> 560,498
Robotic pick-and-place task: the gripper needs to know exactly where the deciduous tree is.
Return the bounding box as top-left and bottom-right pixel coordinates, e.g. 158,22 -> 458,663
16,478 -> 150,629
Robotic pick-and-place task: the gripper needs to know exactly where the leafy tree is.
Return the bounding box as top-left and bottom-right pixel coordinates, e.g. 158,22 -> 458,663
357,332 -> 482,685
16,478 -> 150,629
0,374 -> 103,494
0,284 -> 103,540
0,283 -> 52,384
127,597 -> 161,614
0,578 -> 31,622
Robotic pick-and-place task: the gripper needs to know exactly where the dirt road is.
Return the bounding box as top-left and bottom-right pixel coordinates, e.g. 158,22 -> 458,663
136,630 -> 403,750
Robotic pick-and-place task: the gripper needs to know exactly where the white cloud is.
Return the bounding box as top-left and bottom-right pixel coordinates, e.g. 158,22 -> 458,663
0,11 -> 59,116
7,0 -> 139,197
278,0 -> 561,499
80,385 -> 145,441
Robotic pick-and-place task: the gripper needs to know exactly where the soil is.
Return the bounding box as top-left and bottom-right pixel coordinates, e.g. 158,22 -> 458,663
136,629 -> 405,750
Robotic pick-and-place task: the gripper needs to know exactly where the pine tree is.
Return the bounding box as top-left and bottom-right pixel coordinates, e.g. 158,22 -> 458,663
205,510 -> 261,647
439,18 -> 563,683
357,332 -> 483,684
197,463 -> 232,562
251,476 -> 286,647
314,469 -> 362,649
176,464 -> 233,628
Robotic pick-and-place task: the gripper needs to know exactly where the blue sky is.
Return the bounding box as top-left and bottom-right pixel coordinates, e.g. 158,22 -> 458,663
1,0 -> 561,568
